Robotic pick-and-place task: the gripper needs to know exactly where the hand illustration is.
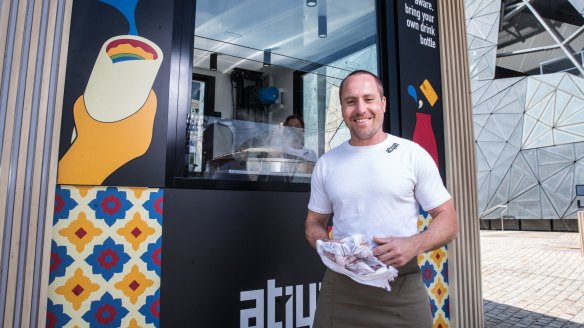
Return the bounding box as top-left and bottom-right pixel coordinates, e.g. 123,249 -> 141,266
57,90 -> 157,185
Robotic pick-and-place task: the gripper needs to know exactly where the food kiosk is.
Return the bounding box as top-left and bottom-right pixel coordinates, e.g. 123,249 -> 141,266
48,0 -> 450,326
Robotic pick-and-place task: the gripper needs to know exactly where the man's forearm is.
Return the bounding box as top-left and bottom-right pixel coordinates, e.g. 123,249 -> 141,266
305,220 -> 329,249
411,221 -> 456,255
414,200 -> 459,254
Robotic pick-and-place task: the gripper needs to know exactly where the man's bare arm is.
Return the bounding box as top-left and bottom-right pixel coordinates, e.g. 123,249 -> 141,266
305,209 -> 332,249
415,198 -> 459,253
374,199 -> 459,267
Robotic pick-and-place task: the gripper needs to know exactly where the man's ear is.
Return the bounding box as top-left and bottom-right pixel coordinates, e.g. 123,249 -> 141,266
382,96 -> 387,112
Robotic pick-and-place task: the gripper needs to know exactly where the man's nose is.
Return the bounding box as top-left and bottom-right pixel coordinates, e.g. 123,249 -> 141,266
355,99 -> 367,112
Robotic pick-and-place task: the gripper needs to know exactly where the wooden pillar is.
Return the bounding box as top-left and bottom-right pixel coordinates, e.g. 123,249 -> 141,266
578,211 -> 584,256
0,1 -> 71,327
437,0 -> 484,326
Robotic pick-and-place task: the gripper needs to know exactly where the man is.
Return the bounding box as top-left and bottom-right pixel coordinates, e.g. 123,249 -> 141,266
305,70 -> 459,327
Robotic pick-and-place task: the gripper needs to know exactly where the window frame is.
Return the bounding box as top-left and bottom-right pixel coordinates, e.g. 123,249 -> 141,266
168,0 -> 400,191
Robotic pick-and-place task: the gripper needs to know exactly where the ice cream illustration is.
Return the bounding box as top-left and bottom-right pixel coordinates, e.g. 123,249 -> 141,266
84,35 -> 162,122
58,1 -> 166,185
59,35 -> 164,185
84,35 -> 163,122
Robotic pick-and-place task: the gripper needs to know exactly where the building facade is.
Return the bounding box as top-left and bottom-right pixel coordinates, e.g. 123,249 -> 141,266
468,0 -> 584,230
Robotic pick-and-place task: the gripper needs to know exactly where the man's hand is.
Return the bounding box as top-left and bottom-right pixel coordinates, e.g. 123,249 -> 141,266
58,90 -> 157,185
372,235 -> 423,268
372,199 -> 459,268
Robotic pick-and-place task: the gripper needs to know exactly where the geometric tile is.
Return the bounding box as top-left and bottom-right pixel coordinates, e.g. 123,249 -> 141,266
114,264 -> 154,305
54,267 -> 101,311
421,261 -> 438,288
89,187 -> 133,227
522,74 -> 584,149
431,278 -> 448,305
81,292 -> 129,327
141,238 -> 162,277
54,186 -> 78,225
58,212 -> 103,253
85,237 -> 131,281
139,289 -> 160,326
116,212 -> 156,252
46,299 -> 72,328
49,241 -> 74,284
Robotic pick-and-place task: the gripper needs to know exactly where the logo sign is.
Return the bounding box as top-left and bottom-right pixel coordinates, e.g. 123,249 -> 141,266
240,279 -> 319,328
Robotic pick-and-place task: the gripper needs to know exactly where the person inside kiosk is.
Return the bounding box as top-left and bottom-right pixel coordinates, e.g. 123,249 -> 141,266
280,114 -> 318,163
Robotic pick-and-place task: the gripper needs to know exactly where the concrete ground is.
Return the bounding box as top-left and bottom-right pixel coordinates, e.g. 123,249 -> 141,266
481,230 -> 584,327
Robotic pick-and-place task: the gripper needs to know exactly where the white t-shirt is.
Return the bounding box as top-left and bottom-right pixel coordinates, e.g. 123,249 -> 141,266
308,134 -> 451,240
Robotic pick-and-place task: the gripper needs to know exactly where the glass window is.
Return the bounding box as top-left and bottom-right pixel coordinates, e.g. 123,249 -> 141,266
186,0 -> 379,184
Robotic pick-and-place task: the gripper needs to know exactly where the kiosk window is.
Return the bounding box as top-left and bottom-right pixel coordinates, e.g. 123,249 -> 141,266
186,0 -> 379,184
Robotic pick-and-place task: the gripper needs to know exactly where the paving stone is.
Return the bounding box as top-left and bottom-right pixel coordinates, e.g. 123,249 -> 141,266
481,231 -> 584,327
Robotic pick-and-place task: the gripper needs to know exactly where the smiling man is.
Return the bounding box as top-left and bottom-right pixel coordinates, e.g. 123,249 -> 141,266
304,70 -> 459,327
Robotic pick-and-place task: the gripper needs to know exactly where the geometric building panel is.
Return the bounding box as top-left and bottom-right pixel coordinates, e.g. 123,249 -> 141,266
507,185 -> 543,219
466,0 -> 501,81
474,76 -> 527,214
537,143 -> 576,181
542,167 -> 574,217
466,0 -> 502,42
569,0 -> 584,16
472,77 -> 525,110
48,186 -> 162,327
522,73 -> 584,149
502,153 -> 539,202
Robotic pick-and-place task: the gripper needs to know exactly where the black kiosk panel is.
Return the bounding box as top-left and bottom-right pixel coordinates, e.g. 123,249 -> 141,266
162,188 -> 324,327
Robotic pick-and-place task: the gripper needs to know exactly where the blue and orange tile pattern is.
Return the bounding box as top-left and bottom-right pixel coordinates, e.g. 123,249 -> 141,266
47,185 -> 448,327
48,186 -> 162,327
418,208 -> 450,328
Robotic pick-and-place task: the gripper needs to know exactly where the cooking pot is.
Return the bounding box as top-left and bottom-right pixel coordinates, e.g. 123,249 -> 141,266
211,147 -> 314,174
245,157 -> 314,174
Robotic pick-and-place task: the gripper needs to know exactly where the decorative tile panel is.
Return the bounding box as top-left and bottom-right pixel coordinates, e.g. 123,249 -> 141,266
418,210 -> 450,328
48,186 -> 162,327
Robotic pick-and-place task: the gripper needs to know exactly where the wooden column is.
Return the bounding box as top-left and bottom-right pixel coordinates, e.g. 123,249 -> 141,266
578,211 -> 584,256
437,0 -> 484,326
0,1 -> 71,327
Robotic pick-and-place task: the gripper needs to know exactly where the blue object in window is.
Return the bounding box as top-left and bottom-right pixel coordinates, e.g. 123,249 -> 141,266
258,87 -> 279,105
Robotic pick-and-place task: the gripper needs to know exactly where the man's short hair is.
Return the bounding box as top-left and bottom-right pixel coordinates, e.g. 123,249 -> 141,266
338,70 -> 384,103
